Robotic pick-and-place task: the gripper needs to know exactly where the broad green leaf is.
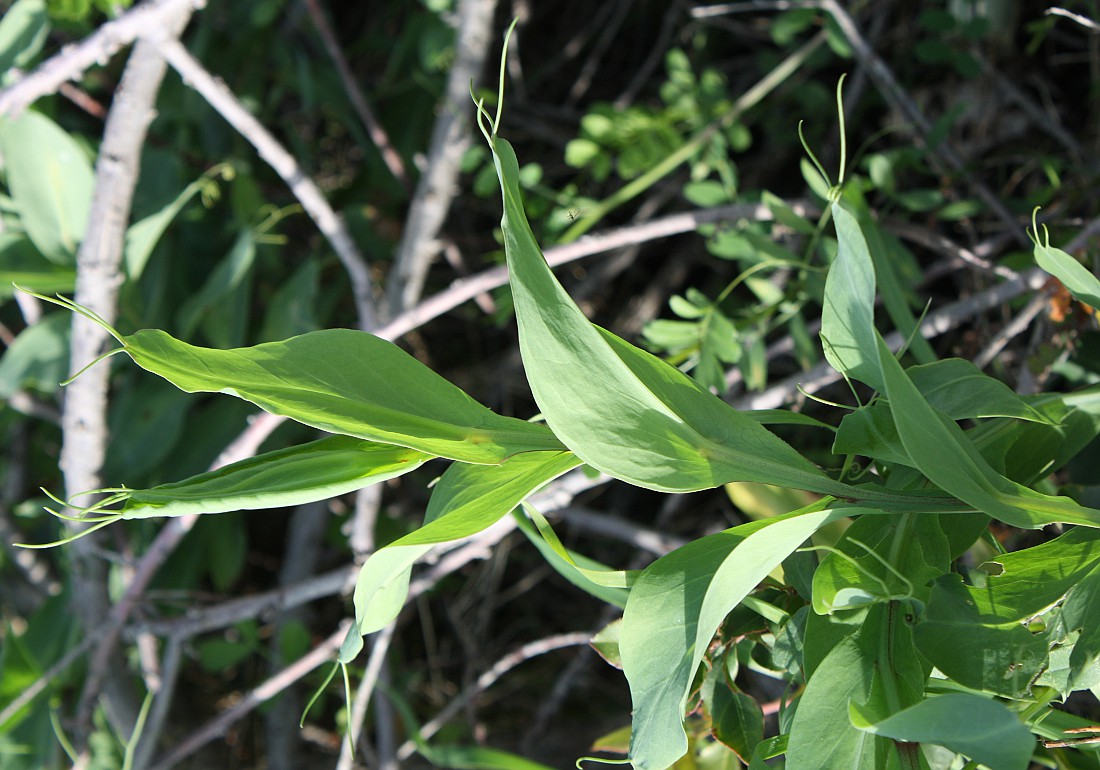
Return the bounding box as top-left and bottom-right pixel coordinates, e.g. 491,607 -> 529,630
785,637 -> 879,770
1060,569 -> 1100,689
102,378 -> 193,480
0,311 -> 68,397
353,450 -> 580,635
1033,222 -> 1100,310
0,110 -> 93,264
907,358 -> 1051,423
821,201 -> 882,392
0,0 -> 49,80
492,136 -> 857,498
620,504 -> 851,770
111,325 -> 563,464
0,233 -> 75,298
913,574 -> 1048,698
117,436 -> 429,518
850,694 -> 1032,770
708,687 -> 763,763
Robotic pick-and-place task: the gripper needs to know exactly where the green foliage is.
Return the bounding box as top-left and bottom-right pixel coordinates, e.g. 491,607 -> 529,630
6,7 -> 1100,770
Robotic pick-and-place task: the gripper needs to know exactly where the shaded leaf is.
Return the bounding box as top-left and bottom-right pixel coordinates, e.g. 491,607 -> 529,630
0,110 -> 93,264
353,450 -> 580,635
850,693 -> 1032,770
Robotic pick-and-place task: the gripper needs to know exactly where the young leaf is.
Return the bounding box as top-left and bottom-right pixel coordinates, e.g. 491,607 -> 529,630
1032,215 -> 1100,311
119,436 -> 430,518
353,450 -> 580,635
820,201 -> 882,392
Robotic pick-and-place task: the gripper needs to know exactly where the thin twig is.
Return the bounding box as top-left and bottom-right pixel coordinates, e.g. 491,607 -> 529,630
375,201 -> 814,340
0,0 -> 203,117
973,292 -> 1049,371
1046,7 -> 1100,32
131,635 -> 183,770
65,2 -> 195,743
154,37 -> 377,330
394,632 -> 592,761
384,0 -> 499,316
145,621 -> 351,770
301,0 -> 411,192
819,0 -> 1029,246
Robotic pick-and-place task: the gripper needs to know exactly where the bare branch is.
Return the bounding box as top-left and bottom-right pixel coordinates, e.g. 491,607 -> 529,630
62,1 -> 196,743
145,621 -> 351,770
0,0 -> 203,118
384,0 -> 499,316
302,0 -> 411,192
376,201 -> 814,341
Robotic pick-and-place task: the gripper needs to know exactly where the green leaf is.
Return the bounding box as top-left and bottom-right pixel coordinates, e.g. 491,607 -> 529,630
514,510 -> 630,607
353,450 -> 580,635
0,233 -> 75,298
821,201 -> 882,392
785,638 -> 878,769
119,436 -> 429,518
113,325 -> 563,464
913,574 -> 1048,698
1032,222 -> 1100,310
1060,568 -> 1100,689
620,504 -> 850,770
709,687 -> 763,763
907,358 -> 1051,423
492,137 -> 853,498
877,332 -> 1100,528
0,110 -> 93,264
0,0 -> 49,81
176,228 -> 255,347
123,173 -> 213,279
850,694 -> 1032,770
0,311 -> 69,397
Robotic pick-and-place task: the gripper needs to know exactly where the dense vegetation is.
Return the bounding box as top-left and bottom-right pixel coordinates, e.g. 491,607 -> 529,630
2,1 -> 1100,769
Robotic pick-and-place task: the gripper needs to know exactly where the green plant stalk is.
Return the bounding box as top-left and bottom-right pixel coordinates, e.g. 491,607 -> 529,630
560,31 -> 827,243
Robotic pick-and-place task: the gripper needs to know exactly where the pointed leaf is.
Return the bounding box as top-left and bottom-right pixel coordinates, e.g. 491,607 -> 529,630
821,201 -> 881,392
121,436 -> 429,518
353,450 -> 580,635
115,326 -> 563,464
1033,225 -> 1100,310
